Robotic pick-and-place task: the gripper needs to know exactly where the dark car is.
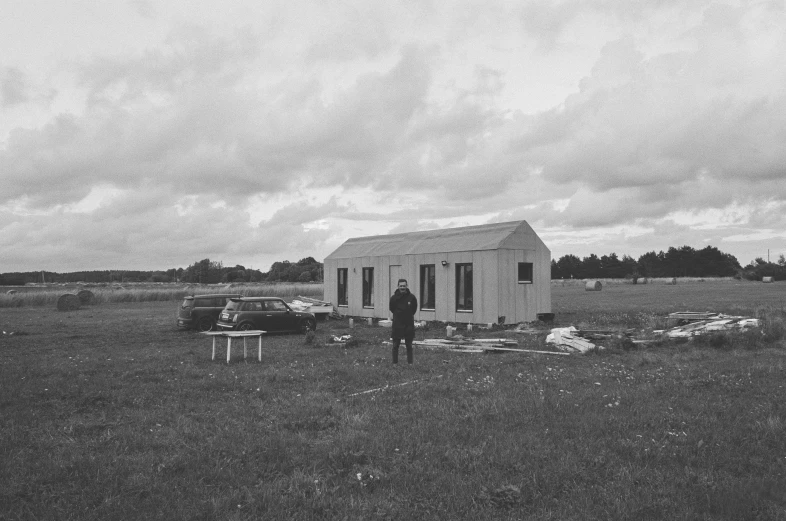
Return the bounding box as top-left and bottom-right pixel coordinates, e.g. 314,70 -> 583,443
177,294 -> 242,332
216,297 -> 316,333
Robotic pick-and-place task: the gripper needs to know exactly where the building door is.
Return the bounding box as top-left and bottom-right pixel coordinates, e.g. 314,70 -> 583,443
389,265 -> 401,318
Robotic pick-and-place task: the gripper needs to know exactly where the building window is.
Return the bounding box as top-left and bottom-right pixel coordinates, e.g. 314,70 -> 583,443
518,262 -> 533,284
362,268 -> 374,307
337,268 -> 348,306
455,263 -> 473,311
420,264 -> 435,310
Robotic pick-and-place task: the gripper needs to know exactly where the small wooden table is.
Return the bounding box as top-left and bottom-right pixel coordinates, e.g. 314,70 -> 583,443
202,330 -> 266,363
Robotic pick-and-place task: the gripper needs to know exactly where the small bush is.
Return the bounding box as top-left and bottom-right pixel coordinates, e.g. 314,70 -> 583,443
761,315 -> 785,344
607,334 -> 637,351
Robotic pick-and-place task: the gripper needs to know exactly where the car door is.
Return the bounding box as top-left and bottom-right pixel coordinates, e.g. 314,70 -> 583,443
266,299 -> 298,332
239,300 -> 266,330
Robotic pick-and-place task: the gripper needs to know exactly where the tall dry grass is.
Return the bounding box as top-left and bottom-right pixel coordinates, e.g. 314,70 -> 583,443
0,283 -> 325,308
551,277 -> 738,286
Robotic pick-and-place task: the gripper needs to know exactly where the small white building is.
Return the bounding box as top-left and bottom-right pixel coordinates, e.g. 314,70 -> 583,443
323,220 -> 551,324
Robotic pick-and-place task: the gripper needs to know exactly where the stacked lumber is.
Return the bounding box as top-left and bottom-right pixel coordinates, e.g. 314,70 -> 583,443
296,295 -> 332,306
573,329 -> 635,340
295,295 -> 342,319
384,338 -> 569,356
546,327 -> 637,352
666,311 -> 717,327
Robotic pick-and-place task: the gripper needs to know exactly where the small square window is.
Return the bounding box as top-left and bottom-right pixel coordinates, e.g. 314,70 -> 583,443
518,262 -> 533,284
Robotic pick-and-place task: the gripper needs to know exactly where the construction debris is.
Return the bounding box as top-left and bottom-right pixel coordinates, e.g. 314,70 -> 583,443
658,313 -> 761,339
292,295 -> 342,319
327,334 -> 354,345
545,327 -> 599,353
383,337 -> 568,355
572,329 -> 635,341
666,311 -> 719,326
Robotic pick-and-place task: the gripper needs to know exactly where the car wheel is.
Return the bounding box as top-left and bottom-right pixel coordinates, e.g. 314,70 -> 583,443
196,316 -> 214,332
301,318 -> 317,333
237,321 -> 254,331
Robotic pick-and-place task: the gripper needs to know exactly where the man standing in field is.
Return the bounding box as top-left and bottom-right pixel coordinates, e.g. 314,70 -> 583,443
389,278 -> 418,364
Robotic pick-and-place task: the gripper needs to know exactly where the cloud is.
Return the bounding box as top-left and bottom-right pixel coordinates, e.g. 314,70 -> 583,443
1,67 -> 28,106
2,0 -> 786,271
128,0 -> 154,19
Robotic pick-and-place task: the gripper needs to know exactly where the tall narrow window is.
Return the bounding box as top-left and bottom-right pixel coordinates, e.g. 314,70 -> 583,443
362,267 -> 374,307
420,264 -> 435,310
518,262 -> 533,284
455,263 -> 473,311
337,268 -> 348,306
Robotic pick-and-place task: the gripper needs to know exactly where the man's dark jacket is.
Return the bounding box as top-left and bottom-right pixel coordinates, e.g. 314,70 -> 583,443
389,289 -> 418,339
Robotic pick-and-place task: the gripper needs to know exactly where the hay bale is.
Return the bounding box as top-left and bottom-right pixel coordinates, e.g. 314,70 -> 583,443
57,294 -> 81,311
77,289 -> 94,304
585,280 -> 602,291
762,276 -> 774,283
669,278 -> 677,285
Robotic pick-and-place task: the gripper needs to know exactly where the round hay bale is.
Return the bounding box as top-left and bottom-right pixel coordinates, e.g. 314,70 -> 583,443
762,276 -> 774,283
57,294 -> 81,311
77,289 -> 95,304
6,289 -> 17,295
669,277 -> 677,285
585,280 -> 602,291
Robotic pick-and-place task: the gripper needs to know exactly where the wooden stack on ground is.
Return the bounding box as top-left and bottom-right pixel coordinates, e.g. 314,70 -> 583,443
385,337 -> 569,355
296,295 -> 341,319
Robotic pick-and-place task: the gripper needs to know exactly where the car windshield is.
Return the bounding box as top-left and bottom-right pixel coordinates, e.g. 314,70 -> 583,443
224,300 -> 243,311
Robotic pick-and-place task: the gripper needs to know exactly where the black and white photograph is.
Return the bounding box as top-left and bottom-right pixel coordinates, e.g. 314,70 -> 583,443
2,1 -> 785,519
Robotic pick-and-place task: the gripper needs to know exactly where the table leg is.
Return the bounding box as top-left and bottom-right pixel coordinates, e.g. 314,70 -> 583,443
212,337 -> 216,361
227,337 -> 232,364
258,335 -> 262,362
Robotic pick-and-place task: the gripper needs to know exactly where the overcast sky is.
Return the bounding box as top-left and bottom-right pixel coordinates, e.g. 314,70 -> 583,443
2,0 -> 785,273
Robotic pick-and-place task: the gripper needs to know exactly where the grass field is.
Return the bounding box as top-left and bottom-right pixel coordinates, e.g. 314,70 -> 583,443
1,280 -> 785,520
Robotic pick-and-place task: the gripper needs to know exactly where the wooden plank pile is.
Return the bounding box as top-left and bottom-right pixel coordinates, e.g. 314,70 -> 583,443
384,337 -> 569,356
294,295 -> 342,319
658,312 -> 760,339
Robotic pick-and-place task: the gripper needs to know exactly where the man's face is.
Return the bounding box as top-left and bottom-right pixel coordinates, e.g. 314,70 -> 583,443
398,282 -> 408,293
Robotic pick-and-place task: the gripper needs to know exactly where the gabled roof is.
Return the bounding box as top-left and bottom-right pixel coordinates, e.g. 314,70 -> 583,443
325,220 -> 542,259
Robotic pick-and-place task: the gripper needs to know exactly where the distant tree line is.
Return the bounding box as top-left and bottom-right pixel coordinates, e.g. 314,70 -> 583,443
0,257 -> 324,285
3,247 -> 782,285
738,255 -> 786,281
0,270 -> 174,285
551,245 -> 785,281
